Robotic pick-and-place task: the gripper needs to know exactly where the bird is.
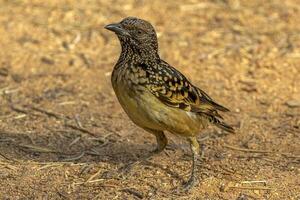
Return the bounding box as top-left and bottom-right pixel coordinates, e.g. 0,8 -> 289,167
105,17 -> 234,189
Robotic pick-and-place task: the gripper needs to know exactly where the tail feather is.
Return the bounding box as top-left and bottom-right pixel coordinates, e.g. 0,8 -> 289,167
214,120 -> 235,133
206,114 -> 235,133
196,88 -> 230,112
209,101 -> 230,112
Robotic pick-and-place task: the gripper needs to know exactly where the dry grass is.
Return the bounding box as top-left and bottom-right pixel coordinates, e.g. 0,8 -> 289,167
0,0 -> 299,199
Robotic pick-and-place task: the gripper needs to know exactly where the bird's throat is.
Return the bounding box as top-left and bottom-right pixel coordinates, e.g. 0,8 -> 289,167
118,38 -> 159,63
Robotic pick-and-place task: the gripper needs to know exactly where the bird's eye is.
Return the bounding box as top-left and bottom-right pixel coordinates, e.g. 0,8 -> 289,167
137,30 -> 143,34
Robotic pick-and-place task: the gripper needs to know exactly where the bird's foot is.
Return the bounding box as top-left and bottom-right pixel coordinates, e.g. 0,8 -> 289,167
118,145 -> 165,175
150,147 -> 163,154
118,160 -> 141,175
118,150 -> 156,175
182,176 -> 198,191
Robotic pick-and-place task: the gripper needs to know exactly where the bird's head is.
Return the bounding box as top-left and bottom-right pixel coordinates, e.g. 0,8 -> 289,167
105,17 -> 159,58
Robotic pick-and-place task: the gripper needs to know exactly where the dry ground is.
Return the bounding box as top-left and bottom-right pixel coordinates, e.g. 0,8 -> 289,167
0,0 -> 299,199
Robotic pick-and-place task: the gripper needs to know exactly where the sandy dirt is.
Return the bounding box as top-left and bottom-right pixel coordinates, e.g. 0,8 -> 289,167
0,0 -> 299,199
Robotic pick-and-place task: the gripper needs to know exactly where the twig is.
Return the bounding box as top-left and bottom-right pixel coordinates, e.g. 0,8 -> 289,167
78,53 -> 92,68
0,152 -> 12,161
262,157 -> 277,162
224,144 -> 300,159
0,87 -> 19,95
281,153 -> 300,159
228,185 -> 273,191
74,179 -> 105,185
0,161 -> 19,170
74,114 -> 83,128
13,114 -> 27,119
121,188 -> 144,199
58,101 -> 76,105
68,137 -> 81,147
198,135 -> 210,142
86,168 -> 102,182
241,180 -> 267,185
65,124 -> 97,137
36,161 -> 85,165
0,138 -> 15,142
27,105 -> 66,120
0,86 -> 10,93
89,133 -> 113,143
10,104 -> 33,115
85,149 -> 101,156
224,143 -> 272,153
62,151 -> 85,162
37,163 -> 63,170
56,190 -> 70,200
79,164 -> 93,175
18,143 -> 59,153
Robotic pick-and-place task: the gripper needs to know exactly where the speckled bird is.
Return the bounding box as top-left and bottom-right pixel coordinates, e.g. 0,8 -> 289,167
105,17 -> 234,189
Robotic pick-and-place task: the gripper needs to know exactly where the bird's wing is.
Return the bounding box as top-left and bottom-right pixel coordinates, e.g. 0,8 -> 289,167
138,61 -> 230,116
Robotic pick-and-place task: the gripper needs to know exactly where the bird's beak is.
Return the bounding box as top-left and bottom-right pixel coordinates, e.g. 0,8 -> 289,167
105,23 -> 130,36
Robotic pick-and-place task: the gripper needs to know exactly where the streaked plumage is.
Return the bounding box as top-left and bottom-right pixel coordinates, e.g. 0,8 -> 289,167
105,17 -> 234,189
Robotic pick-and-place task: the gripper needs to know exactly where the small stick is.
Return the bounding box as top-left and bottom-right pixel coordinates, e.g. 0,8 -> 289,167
74,179 -> 105,185
0,161 -> 19,170
0,86 -> 10,93
224,143 -> 272,153
27,105 -> 65,120
86,168 -> 102,182
228,185 -> 273,191
78,53 -> 92,68
58,101 -> 76,105
198,135 -> 210,142
79,164 -> 93,175
121,188 -> 143,199
241,180 -> 267,184
85,149 -> 101,156
13,114 -> 27,119
68,137 -> 81,147
37,161 -> 85,165
10,104 -> 32,115
56,190 -> 70,199
37,163 -> 63,170
65,124 -> 97,137
74,114 -> 83,128
0,152 -> 12,161
85,179 -> 105,184
18,143 -> 59,153
3,88 -> 19,94
62,151 -> 85,162
281,153 -> 300,159
0,138 -> 15,142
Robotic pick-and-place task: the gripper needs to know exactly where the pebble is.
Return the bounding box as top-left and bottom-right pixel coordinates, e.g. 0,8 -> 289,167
286,100 -> 300,108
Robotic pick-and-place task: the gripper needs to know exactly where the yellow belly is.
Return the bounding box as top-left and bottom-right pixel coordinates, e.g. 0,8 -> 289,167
112,80 -> 208,137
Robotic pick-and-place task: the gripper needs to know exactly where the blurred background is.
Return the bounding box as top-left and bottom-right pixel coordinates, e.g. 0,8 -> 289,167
0,0 -> 299,199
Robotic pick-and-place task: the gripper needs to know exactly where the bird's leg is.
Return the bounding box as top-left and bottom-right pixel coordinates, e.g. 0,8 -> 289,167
119,129 -> 167,174
183,136 -> 200,190
137,129 -> 167,161
149,130 -> 168,154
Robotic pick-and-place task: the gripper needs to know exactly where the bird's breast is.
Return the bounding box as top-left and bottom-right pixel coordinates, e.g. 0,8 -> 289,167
111,65 -> 162,130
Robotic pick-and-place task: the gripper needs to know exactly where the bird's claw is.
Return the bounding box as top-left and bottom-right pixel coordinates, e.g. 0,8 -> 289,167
118,160 -> 140,174
182,176 -> 197,191
118,149 -> 159,175
150,147 -> 161,154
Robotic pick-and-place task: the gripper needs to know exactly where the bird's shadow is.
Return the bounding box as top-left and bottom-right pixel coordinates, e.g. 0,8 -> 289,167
0,129 -> 186,181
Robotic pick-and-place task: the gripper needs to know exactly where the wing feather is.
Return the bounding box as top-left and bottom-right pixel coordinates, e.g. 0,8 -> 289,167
138,61 -> 230,116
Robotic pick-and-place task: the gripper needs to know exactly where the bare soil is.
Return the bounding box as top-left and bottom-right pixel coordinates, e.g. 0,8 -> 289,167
0,0 -> 299,199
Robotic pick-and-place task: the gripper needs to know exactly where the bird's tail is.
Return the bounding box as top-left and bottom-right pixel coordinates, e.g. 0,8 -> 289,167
196,88 -> 230,112
206,114 -> 235,133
